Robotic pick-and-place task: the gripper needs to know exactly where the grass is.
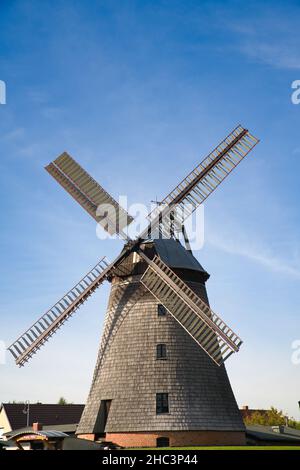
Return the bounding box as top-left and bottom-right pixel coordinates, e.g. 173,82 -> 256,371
128,446 -> 300,450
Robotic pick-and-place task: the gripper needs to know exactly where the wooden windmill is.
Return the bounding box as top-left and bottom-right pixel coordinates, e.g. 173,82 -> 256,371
8,125 -> 259,447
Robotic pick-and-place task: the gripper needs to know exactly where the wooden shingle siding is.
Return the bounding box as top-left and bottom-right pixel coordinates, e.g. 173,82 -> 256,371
77,242 -> 244,436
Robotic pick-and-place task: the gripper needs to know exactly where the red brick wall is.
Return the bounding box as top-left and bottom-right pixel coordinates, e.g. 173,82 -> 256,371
104,431 -> 246,447
77,434 -> 96,441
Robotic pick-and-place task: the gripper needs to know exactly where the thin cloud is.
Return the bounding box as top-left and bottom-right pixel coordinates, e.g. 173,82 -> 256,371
1,128 -> 25,141
221,8 -> 300,70
240,42 -> 300,70
292,147 -> 300,155
41,106 -> 65,119
27,89 -> 49,104
208,235 -> 300,279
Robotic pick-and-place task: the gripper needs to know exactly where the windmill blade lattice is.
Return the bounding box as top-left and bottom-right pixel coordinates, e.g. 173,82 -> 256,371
140,253 -> 242,365
8,124 -> 259,369
144,125 -> 259,239
46,152 -> 133,237
8,257 -> 111,366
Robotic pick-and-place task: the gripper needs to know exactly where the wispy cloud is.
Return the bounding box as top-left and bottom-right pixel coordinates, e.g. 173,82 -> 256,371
239,41 -> 300,70
27,89 -> 49,104
1,127 -> 25,141
208,233 -> 300,279
292,147 -> 300,155
222,7 -> 300,70
18,141 -> 43,157
41,106 -> 65,119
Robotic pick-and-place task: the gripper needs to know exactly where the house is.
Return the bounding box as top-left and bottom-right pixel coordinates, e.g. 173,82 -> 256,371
240,405 -> 268,421
0,403 -> 84,436
246,425 -> 300,446
5,422 -> 118,450
3,422 -> 78,440
6,423 -> 69,450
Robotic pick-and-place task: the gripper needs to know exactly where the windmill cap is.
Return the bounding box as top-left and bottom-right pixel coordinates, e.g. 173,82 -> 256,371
151,238 -> 209,279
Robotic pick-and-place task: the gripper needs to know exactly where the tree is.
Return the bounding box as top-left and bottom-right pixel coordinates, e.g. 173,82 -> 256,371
57,397 -> 68,405
287,419 -> 300,430
244,406 -> 300,429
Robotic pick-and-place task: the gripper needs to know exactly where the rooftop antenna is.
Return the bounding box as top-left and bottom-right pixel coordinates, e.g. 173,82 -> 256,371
22,400 -> 30,427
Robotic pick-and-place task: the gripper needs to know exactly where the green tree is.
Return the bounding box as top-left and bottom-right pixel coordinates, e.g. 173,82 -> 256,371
287,419 -> 300,430
244,406 -> 300,429
57,397 -> 68,405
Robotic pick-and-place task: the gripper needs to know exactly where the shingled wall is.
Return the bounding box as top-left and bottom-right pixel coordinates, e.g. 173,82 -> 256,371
77,269 -> 245,446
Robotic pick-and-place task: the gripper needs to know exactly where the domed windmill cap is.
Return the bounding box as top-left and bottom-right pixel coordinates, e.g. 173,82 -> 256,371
151,238 -> 210,280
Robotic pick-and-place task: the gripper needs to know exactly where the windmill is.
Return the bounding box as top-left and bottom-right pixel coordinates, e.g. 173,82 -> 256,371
8,125 -> 259,447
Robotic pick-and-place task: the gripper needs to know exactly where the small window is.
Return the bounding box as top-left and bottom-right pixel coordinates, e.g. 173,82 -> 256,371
156,343 -> 167,360
158,304 -> 167,317
156,437 -> 170,447
156,393 -> 169,414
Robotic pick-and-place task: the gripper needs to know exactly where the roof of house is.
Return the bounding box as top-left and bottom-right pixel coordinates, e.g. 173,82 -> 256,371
240,406 -> 268,419
3,423 -> 77,438
8,430 -> 68,441
246,425 -> 300,443
0,403 -> 84,431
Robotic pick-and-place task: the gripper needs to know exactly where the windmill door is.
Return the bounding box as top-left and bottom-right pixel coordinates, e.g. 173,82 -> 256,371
96,399 -> 112,435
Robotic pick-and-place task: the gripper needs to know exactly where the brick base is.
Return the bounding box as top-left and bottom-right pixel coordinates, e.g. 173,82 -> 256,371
77,434 -> 96,441
78,431 -> 246,447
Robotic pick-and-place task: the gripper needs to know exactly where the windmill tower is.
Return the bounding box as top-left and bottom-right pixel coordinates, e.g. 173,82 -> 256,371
8,125 -> 259,447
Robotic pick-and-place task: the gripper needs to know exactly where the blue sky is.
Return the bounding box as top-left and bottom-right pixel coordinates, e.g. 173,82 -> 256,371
1,0 -> 300,419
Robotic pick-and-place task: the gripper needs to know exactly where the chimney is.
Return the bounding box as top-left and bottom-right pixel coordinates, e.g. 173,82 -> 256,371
242,405 -> 249,410
32,422 -> 43,431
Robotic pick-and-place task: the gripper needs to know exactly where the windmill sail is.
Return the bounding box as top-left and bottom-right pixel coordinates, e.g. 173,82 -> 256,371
46,152 -> 133,237
8,257 -> 112,366
8,124 -> 259,372
144,125 -> 259,238
140,253 -> 242,365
